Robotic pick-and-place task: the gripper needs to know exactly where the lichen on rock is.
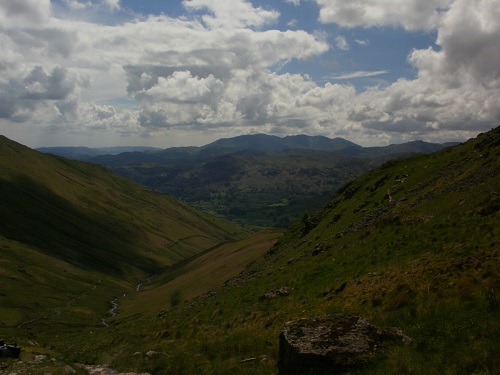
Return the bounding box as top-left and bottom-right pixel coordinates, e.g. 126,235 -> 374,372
278,314 -> 411,374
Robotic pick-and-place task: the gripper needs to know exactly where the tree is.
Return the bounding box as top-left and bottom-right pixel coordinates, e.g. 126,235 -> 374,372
170,289 -> 181,307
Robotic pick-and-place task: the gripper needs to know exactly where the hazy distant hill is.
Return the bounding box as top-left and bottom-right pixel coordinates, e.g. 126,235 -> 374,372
199,133 -> 361,154
72,134 -> 456,228
36,145 -> 161,160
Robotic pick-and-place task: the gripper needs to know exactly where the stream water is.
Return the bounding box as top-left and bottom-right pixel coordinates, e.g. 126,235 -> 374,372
101,276 -> 155,327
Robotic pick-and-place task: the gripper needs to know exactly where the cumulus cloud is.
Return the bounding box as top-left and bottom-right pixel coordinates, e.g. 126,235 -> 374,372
313,0 -> 500,142
0,0 -> 498,146
21,66 -> 76,100
0,66 -> 79,122
183,0 -> 279,29
137,71 -> 224,104
0,0 -> 329,134
434,0 -> 500,88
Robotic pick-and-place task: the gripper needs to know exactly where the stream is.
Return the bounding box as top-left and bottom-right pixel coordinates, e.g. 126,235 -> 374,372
101,298 -> 119,327
101,275 -> 155,327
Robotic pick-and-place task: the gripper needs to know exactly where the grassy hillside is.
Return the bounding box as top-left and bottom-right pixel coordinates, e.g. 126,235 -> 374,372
58,127 -> 499,374
0,135 -> 244,275
0,135 -> 246,360
109,229 -> 283,320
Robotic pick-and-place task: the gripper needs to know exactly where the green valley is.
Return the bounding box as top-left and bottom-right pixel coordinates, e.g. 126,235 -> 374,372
0,135 -> 250,373
1,127 -> 498,374
95,127 -> 497,374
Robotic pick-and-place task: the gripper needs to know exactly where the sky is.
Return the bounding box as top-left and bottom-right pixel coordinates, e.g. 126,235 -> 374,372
0,0 -> 499,148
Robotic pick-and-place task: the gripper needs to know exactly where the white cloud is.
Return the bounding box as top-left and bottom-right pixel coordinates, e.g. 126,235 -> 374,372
434,0 -> 500,88
0,1 -> 329,136
64,0 -> 92,10
284,0 -> 300,6
325,70 -> 389,80
183,0 -> 279,29
137,71 -> 224,104
316,0 -> 452,30
0,0 -> 498,146
63,0 -> 120,11
335,35 -> 349,51
103,0 -> 120,11
313,0 -> 500,142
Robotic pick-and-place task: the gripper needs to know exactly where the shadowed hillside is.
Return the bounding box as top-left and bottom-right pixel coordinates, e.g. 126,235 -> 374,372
1,135 -> 244,276
0,135 -> 246,354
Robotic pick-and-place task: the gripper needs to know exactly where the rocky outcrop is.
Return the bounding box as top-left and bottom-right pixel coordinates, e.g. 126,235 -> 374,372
278,314 -> 411,374
259,287 -> 290,301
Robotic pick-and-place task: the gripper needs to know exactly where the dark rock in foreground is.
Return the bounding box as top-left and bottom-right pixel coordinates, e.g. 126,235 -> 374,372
278,314 -> 411,374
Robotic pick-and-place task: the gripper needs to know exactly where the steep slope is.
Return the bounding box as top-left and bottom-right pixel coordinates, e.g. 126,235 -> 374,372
1,136 -> 243,274
74,127 -> 499,374
0,135 -> 245,344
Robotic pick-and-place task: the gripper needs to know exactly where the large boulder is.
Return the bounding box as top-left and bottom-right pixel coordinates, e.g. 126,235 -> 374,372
278,314 -> 411,374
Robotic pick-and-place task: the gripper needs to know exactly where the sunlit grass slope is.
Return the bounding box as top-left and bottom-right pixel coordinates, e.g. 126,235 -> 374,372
73,127 -> 499,374
113,229 -> 283,320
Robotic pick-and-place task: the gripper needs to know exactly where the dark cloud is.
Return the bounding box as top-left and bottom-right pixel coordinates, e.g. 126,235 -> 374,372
0,0 -> 51,25
0,66 -> 77,121
21,66 -> 76,100
0,96 -> 18,119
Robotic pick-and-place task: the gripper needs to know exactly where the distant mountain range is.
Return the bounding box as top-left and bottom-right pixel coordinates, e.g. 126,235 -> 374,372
37,134 -> 457,160
37,134 -> 458,228
35,145 -> 162,160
